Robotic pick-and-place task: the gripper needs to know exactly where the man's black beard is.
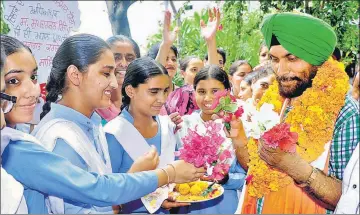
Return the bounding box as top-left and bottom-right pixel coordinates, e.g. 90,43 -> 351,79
277,69 -> 317,98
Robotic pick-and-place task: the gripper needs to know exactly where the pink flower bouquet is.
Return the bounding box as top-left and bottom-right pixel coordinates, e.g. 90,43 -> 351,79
175,121 -> 232,180
211,90 -> 244,131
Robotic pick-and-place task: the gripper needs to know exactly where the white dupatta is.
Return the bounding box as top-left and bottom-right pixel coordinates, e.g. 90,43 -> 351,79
1,127 -> 39,214
104,115 -> 176,213
33,119 -> 112,214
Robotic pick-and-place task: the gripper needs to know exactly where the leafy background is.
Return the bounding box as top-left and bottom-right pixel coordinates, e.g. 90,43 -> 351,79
1,2 -> 10,34
146,0 -> 359,86
1,1 -> 358,87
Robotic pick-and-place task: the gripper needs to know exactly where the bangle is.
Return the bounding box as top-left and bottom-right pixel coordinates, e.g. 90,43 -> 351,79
160,168 -> 170,185
167,164 -> 176,183
295,167 -> 319,188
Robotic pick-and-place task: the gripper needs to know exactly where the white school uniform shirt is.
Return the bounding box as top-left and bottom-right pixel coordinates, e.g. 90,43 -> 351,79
32,103 -> 113,214
334,144 -> 359,214
1,127 -> 36,214
104,111 -> 176,213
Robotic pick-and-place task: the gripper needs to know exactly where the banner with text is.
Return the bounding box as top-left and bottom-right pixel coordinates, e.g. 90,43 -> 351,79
3,0 -> 81,99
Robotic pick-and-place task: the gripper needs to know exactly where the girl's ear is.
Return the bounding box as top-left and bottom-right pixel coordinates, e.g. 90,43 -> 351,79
228,74 -> 233,83
67,65 -> 81,86
125,85 -> 135,98
180,70 -> 186,78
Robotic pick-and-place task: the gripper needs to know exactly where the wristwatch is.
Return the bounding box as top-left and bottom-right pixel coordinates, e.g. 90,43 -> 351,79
295,167 -> 319,188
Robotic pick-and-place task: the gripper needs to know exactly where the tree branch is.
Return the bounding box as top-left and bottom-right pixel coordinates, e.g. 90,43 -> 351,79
305,0 -> 309,13
105,1 -> 115,19
105,0 -> 136,37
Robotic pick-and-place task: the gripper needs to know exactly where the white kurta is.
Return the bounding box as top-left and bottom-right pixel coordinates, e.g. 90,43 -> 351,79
335,144 -> 359,214
1,127 -> 35,214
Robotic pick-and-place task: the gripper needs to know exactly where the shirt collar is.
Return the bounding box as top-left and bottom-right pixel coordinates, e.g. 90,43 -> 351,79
120,107 -> 135,124
120,107 -> 159,124
50,103 -> 102,128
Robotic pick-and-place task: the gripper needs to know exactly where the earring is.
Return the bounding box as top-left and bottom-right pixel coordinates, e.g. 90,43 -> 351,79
56,94 -> 63,102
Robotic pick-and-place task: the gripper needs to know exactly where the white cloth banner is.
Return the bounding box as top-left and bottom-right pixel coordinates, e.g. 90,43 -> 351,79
3,1 -> 80,86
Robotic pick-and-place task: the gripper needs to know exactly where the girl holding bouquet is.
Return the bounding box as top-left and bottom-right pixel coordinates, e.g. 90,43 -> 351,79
1,34 -> 201,214
174,65 -> 247,214
104,57 -> 206,214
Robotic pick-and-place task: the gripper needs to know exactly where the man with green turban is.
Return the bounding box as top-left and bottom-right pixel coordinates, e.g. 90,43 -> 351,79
235,12 -> 360,214
261,12 -> 337,66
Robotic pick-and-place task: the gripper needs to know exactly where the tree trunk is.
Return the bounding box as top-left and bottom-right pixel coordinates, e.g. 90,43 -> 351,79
304,0 -> 309,13
105,0 -> 136,37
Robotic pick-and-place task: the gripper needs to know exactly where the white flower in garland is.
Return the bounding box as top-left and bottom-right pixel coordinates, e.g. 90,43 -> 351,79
246,103 -> 280,139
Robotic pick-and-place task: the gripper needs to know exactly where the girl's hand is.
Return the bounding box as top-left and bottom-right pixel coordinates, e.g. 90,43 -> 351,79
200,175 -> 229,185
169,160 -> 206,183
162,10 -> 179,46
200,7 -> 221,42
128,146 -> 159,173
223,115 -> 246,139
169,112 -> 183,133
161,198 -> 190,210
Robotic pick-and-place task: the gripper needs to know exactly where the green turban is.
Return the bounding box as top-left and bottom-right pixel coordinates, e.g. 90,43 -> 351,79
261,12 -> 337,66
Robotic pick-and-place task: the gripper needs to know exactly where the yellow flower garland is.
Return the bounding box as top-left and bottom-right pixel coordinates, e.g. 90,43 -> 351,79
247,58 -> 349,198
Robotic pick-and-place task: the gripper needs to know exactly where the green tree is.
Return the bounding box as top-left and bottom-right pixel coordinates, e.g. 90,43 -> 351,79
259,0 -> 359,66
146,1 -> 263,86
147,1 -> 359,86
147,1 -> 263,71
218,1 -> 264,69
1,2 -> 10,34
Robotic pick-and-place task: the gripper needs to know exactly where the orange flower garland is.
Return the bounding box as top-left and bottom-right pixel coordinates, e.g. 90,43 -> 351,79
247,58 -> 349,198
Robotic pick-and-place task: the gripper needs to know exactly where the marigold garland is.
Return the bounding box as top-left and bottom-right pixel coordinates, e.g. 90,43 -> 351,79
247,58 -> 349,198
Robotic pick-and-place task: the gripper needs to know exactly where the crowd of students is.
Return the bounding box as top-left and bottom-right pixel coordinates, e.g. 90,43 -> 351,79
1,7 -> 359,215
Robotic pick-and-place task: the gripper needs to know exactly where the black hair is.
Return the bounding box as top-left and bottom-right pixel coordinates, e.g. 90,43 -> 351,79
251,64 -> 274,85
259,41 -> 267,55
121,57 -> 168,110
332,47 -> 341,61
179,55 -> 200,71
243,70 -> 259,86
146,42 -> 178,59
106,35 -> 141,58
40,33 -> 111,119
0,44 -> 5,72
193,65 -> 231,90
204,48 -> 227,64
228,60 -> 252,76
1,34 -> 32,56
270,35 -> 280,47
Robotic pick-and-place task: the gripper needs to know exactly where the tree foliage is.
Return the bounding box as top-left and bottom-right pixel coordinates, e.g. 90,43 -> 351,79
147,1 -> 263,73
147,0 -> 358,77
259,0 -> 359,66
1,2 -> 10,34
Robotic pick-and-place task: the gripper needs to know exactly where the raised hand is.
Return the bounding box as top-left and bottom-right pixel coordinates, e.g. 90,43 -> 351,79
200,7 -> 221,42
163,10 -> 179,46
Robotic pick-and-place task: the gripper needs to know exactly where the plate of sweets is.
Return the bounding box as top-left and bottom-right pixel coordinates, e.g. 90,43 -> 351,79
169,181 -> 224,203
